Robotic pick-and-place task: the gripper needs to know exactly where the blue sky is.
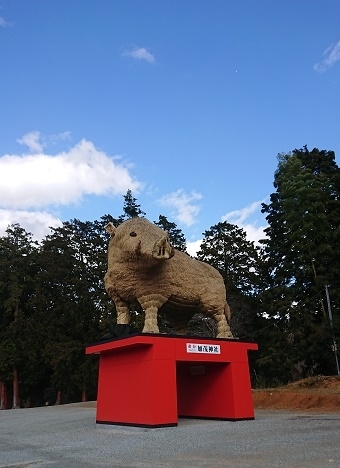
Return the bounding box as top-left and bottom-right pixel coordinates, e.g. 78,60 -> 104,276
0,1 -> 339,255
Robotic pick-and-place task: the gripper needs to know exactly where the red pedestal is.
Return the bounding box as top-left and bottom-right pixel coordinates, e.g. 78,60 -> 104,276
86,334 -> 258,428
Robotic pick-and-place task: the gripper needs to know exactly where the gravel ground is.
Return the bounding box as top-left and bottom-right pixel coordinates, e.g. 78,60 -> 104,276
0,404 -> 339,468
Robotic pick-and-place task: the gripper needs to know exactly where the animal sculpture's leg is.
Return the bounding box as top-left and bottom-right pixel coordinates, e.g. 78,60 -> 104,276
114,297 -> 131,325
214,311 -> 233,339
138,294 -> 167,333
143,306 -> 159,333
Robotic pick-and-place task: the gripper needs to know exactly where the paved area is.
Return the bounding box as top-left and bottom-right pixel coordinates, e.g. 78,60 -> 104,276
1,403 -> 340,467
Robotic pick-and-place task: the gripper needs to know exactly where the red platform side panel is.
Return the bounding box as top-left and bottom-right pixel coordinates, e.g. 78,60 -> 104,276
86,335 -> 258,427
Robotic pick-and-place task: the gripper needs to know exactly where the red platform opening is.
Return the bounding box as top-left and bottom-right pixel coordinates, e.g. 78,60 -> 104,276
86,334 -> 258,428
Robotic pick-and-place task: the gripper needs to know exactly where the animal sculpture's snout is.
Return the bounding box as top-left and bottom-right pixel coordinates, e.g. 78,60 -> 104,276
152,235 -> 174,260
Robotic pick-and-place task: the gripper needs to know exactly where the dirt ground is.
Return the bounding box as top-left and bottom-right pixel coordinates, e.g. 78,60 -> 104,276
253,375 -> 340,412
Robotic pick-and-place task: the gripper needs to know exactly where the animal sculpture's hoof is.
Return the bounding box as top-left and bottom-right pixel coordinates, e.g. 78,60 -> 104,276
142,327 -> 160,334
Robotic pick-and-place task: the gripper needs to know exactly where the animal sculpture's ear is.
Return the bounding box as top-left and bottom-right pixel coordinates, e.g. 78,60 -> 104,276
105,222 -> 116,237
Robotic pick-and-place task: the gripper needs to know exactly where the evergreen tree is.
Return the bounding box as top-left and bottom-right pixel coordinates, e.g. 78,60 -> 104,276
33,219 -> 111,403
197,222 -> 261,295
0,224 -> 40,408
118,189 -> 146,223
259,147 -> 340,382
154,215 -> 187,252
197,221 -> 262,339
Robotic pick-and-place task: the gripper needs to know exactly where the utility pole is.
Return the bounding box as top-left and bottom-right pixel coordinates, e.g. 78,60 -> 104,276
325,285 -> 340,376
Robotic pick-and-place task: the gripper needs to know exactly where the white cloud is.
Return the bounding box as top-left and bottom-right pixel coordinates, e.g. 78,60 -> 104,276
123,47 -> 156,63
0,137 -> 142,209
186,200 -> 268,258
158,189 -> 203,226
17,130 -> 44,153
236,222 -> 266,245
49,131 -> 72,145
222,201 -> 262,225
0,209 -> 62,241
186,239 -> 203,257
221,200 -> 267,245
17,130 -> 72,152
314,40 -> 340,72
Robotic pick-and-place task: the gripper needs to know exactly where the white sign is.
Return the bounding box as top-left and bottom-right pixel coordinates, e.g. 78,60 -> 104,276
186,343 -> 221,354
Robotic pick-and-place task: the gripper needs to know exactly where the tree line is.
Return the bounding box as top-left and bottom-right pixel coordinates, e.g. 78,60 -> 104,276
0,147 -> 339,408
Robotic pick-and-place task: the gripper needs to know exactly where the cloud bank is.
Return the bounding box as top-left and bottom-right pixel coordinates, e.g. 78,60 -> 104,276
314,40 -> 340,72
1,138 -> 141,209
0,209 -> 63,240
0,134 -> 142,239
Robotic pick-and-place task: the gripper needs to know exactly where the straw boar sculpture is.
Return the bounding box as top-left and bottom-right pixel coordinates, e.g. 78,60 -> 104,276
104,217 -> 233,338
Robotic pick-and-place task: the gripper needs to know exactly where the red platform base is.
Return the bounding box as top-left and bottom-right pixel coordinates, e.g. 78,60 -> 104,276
86,334 -> 258,428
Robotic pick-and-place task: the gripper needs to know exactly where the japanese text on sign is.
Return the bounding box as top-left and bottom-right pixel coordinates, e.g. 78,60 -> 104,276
186,343 -> 221,354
